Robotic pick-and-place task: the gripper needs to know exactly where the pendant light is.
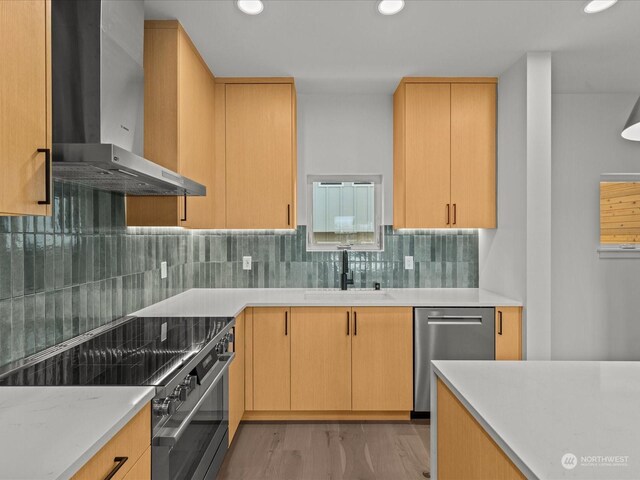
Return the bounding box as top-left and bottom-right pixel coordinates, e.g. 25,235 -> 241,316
621,96 -> 640,141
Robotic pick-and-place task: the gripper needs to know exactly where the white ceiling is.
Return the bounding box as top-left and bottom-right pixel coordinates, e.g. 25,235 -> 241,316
144,0 -> 640,94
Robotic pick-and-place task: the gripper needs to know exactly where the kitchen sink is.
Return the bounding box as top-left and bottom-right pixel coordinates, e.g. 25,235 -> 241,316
303,289 -> 392,302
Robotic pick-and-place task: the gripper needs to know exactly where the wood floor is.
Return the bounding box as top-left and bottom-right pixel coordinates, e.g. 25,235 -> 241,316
217,422 -> 430,480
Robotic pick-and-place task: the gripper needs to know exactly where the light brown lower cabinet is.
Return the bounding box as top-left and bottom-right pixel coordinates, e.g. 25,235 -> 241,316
229,310 -> 245,443
437,379 -> 524,479
351,307 -> 413,411
243,306 -> 413,421
71,403 -> 150,480
291,307 -> 352,411
495,307 -> 522,360
252,307 -> 291,411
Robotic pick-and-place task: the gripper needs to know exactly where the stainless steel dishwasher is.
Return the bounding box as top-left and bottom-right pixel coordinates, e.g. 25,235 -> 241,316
414,307 -> 495,413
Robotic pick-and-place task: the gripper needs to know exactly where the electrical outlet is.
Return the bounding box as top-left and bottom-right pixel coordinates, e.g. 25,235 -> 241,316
161,261 -> 167,279
161,322 -> 167,342
404,256 -> 414,270
243,256 -> 252,270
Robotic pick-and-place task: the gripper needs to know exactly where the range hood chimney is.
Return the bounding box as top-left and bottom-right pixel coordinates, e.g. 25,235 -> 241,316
51,0 -> 206,196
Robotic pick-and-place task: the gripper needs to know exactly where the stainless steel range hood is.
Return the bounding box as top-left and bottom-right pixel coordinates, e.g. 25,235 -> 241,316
51,0 -> 206,196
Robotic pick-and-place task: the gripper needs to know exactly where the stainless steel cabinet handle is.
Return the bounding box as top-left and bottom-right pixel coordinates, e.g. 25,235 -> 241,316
104,457 -> 128,480
37,148 -> 51,205
426,315 -> 483,325
498,311 -> 503,335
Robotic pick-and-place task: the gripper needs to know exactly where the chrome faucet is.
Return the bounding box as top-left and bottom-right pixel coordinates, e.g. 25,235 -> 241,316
340,249 -> 354,291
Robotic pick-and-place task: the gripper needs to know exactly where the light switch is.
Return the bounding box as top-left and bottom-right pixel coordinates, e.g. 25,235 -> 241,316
243,256 -> 252,270
161,261 -> 167,279
404,256 -> 414,270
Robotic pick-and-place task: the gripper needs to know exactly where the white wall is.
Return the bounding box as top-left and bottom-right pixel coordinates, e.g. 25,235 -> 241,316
479,56 -> 527,304
297,93 -> 393,225
525,52 -> 552,360
479,53 -> 553,360
551,93 -> 640,360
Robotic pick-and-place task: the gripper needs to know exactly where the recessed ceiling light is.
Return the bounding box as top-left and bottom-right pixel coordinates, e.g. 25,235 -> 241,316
584,0 -> 618,14
378,0 -> 404,16
237,0 -> 263,15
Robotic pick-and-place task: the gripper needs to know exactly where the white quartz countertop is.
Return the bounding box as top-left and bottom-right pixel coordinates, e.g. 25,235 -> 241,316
0,386 -> 154,480
133,287 -> 521,318
432,361 -> 640,479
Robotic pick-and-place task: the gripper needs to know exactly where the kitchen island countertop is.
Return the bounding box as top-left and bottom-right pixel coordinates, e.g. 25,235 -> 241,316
431,360 -> 640,479
0,386 -> 154,480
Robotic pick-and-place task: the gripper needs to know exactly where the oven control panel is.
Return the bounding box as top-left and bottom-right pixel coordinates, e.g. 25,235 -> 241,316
194,332 -> 233,383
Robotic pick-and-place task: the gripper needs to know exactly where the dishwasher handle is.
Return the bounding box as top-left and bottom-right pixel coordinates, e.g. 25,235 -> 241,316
426,315 -> 483,325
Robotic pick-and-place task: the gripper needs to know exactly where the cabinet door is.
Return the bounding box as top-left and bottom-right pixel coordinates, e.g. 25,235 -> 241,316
495,307 -> 522,360
225,83 -> 294,229
252,307 -> 290,410
291,307 -> 351,411
71,404 -> 150,479
127,22 -> 218,228
352,307 -> 413,411
127,23 -> 180,226
451,83 -> 496,228
178,30 -> 216,229
404,83 -> 451,228
229,310 -> 244,443
0,0 -> 51,216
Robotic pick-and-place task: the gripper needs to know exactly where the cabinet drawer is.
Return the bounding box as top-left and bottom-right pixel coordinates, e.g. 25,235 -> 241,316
123,447 -> 151,480
72,403 -> 150,480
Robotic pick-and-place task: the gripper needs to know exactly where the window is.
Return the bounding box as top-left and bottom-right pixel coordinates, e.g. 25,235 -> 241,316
306,175 -> 383,251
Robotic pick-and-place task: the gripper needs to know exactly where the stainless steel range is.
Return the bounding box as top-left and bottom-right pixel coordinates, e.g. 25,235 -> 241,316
0,315 -> 235,480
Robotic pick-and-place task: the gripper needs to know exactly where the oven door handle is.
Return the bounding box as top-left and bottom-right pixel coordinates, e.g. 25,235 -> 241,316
154,352 -> 235,447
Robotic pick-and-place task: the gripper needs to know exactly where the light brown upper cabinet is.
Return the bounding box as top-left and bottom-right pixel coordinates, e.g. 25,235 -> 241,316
127,21 -> 217,228
495,307 -> 522,360
0,0 -> 52,216
394,78 -> 496,229
290,307 -> 352,411
351,307 -> 413,411
252,307 -> 291,411
217,79 -> 297,229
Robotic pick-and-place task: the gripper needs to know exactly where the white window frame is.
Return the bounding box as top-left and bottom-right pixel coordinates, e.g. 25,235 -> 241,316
306,174 -> 384,252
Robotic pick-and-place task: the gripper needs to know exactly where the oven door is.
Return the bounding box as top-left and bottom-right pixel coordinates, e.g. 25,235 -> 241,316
153,353 -> 234,480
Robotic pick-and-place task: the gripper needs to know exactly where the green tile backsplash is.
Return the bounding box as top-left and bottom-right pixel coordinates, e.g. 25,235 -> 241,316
0,183 -> 478,367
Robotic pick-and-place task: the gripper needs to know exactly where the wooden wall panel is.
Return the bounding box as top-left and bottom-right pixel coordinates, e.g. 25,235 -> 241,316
600,182 -> 640,243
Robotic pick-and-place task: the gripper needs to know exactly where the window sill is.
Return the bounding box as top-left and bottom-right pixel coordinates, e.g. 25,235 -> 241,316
598,245 -> 640,259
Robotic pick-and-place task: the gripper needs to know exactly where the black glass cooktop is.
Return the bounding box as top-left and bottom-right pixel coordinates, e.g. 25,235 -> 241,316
0,317 -> 233,387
